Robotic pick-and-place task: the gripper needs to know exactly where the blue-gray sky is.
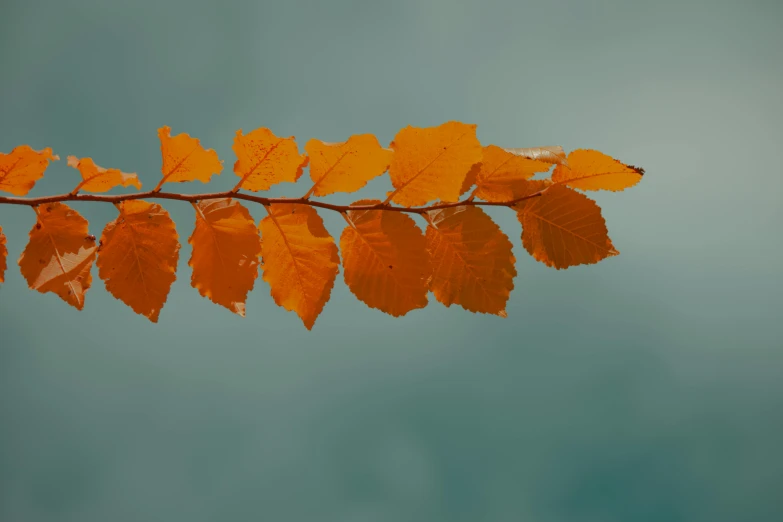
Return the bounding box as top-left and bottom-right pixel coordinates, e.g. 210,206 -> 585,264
1,0 -> 782,520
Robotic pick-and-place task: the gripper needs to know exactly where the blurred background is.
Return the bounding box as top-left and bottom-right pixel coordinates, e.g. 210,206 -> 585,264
1,0 -> 781,520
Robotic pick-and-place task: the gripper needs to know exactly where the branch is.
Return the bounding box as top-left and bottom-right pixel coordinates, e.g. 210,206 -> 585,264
0,189 -> 547,214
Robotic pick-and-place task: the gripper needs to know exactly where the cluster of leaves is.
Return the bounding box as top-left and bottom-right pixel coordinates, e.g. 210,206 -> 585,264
0,122 -> 643,329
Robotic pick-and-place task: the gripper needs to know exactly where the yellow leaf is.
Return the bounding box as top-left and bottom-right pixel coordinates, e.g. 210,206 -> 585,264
426,206 -> 515,316
515,184 -> 618,269
0,226 -> 6,283
473,145 -> 554,202
0,145 -> 59,196
341,199 -> 430,316
233,127 -> 307,192
156,126 -> 223,190
97,200 -> 180,322
305,135 -> 392,197
386,121 -> 482,207
18,203 -> 96,309
189,198 -> 261,316
67,156 -> 141,194
259,203 -> 338,329
553,149 -> 643,191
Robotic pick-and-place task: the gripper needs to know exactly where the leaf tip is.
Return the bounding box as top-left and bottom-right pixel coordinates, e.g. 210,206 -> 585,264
157,126 -> 172,139
628,164 -> 645,176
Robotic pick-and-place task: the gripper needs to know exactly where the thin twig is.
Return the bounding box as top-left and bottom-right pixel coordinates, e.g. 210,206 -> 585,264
0,189 -> 547,214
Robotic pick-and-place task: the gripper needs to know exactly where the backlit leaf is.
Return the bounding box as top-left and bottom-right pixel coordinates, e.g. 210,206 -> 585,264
386,121 -> 482,207
189,198 -> 261,316
233,128 -> 308,192
426,206 -> 515,316
305,135 -> 392,197
0,226 -> 6,283
553,149 -> 643,191
97,200 -> 180,322
0,145 -> 59,196
259,203 -> 338,329
67,156 -> 141,194
515,184 -> 618,269
341,199 -> 430,316
18,203 -> 96,309
504,145 -> 566,166
473,145 -> 554,202
156,126 -> 223,189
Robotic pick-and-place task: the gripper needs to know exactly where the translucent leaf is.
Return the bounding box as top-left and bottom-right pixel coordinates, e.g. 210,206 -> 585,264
426,206 -> 515,316
97,200 -> 180,322
553,149 -> 644,191
305,135 -> 392,197
473,145 -> 554,202
515,184 -> 618,269
233,128 -> 307,192
504,146 -> 566,166
0,145 -> 59,196
341,199 -> 430,316
259,203 -> 338,330
386,121 -> 482,207
18,203 -> 96,309
189,198 -> 261,316
67,156 -> 141,194
156,126 -> 223,189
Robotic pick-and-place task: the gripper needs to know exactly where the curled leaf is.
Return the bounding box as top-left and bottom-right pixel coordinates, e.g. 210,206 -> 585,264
386,121 -> 482,207
426,206 -> 515,316
305,135 -> 392,197
259,203 -> 339,329
97,200 -> 180,322
189,198 -> 261,316
18,203 -> 96,309
515,184 -> 618,269
553,149 -> 644,191
0,145 -> 59,196
67,156 -> 141,194
473,145 -> 554,202
156,126 -> 223,189
233,128 -> 307,192
341,199 -> 430,317
504,146 -> 566,166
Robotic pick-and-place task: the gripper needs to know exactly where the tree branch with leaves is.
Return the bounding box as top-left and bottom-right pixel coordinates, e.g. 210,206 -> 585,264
0,121 -> 644,329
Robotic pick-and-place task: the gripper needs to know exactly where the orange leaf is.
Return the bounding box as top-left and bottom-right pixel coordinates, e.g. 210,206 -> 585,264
97,200 -> 180,322
504,146 -> 567,166
552,149 -> 643,191
259,203 -> 338,329
18,203 -> 96,309
340,199 -> 430,316
473,145 -> 554,202
426,206 -> 515,316
233,128 -> 307,192
386,121 -> 482,207
156,126 -> 223,190
67,156 -> 141,194
0,226 -> 8,283
0,145 -> 59,196
515,184 -> 618,269
189,198 -> 261,317
458,162 -> 482,196
305,135 -> 392,197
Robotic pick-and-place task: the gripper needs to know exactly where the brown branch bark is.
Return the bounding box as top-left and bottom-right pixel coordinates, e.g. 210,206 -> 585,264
0,189 -> 546,214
